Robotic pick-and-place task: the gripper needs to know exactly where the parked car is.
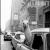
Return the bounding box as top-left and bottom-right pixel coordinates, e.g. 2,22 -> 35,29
4,32 -> 12,41
11,31 -> 26,49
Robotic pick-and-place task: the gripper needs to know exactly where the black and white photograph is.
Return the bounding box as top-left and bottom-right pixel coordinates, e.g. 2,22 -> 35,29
1,0 -> 50,50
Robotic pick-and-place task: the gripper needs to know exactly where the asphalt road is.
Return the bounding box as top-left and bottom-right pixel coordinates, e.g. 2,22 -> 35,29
0,35 -> 30,50
0,35 -> 12,50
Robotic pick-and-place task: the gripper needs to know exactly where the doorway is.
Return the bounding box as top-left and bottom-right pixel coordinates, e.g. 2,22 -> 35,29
46,33 -> 50,50
45,11 -> 50,27
32,34 -> 43,50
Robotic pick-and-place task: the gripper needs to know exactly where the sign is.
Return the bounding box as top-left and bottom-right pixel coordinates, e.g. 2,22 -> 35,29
31,21 -> 37,24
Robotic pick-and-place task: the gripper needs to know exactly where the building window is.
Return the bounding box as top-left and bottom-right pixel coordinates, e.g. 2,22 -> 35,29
45,11 -> 50,27
28,7 -> 36,21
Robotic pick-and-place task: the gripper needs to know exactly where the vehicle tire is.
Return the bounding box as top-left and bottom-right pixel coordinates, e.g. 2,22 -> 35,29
12,47 -> 16,50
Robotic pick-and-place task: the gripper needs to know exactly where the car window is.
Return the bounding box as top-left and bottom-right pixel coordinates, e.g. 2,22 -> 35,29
15,34 -> 20,40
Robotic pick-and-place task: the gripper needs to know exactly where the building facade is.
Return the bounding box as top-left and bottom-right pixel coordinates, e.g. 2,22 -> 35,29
10,0 -> 50,31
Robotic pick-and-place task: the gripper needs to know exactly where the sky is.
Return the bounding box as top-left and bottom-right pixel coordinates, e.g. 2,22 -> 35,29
1,0 -> 12,32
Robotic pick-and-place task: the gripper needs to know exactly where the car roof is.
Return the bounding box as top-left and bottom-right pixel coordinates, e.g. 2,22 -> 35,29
11,31 -> 24,35
31,28 -> 50,33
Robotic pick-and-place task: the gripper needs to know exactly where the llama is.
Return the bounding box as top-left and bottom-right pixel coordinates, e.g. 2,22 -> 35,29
23,20 -> 32,46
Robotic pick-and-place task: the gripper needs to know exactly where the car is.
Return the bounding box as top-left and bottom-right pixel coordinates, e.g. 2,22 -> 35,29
4,32 -> 12,41
11,28 -> 50,50
11,31 -> 35,50
11,31 -> 26,49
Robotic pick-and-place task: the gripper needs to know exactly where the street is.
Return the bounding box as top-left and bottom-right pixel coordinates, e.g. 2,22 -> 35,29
0,35 -> 12,50
0,35 -> 30,50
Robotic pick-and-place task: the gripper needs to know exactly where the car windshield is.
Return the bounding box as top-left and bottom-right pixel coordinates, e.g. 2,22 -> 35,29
15,34 -> 20,40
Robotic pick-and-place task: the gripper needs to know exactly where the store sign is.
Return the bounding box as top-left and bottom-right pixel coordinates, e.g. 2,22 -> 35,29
35,1 -> 46,7
32,1 -> 49,7
31,21 -> 37,25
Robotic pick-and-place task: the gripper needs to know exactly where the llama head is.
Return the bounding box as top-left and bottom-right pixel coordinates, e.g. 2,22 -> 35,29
23,20 -> 28,25
22,20 -> 29,31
